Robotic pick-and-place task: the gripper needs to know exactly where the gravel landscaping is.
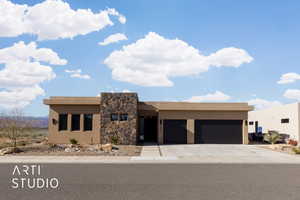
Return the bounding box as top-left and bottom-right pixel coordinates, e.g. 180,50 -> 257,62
5,144 -> 142,156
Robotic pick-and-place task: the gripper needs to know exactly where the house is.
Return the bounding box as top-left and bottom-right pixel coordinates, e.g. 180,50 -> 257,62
248,102 -> 300,142
43,93 -> 253,145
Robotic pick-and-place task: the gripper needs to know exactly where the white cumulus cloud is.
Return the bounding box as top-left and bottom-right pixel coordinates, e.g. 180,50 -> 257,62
65,69 -> 91,79
99,33 -> 128,46
0,0 -> 126,40
283,89 -> 300,101
104,32 -> 253,87
277,72 -> 300,84
184,91 -> 231,102
248,98 -> 282,110
0,41 -> 67,108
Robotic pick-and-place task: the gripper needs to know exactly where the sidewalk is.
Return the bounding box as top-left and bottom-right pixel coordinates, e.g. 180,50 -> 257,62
140,143 -> 161,157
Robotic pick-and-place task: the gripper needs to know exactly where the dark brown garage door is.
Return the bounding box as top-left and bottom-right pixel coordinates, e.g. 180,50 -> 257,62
195,120 -> 243,144
164,120 -> 187,144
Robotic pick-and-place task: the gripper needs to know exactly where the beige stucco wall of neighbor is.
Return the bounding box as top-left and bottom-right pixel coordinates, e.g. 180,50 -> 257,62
157,110 -> 249,144
48,105 -> 101,145
248,103 -> 300,141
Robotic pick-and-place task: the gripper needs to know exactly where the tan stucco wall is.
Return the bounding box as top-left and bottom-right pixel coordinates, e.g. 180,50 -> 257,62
48,105 -> 101,144
243,120 -> 248,144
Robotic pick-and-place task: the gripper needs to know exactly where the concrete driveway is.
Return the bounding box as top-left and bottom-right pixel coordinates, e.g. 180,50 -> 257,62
159,144 -> 300,163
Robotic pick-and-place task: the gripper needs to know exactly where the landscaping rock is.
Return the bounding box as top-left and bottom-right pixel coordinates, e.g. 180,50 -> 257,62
0,147 -> 22,155
64,147 -> 73,153
102,143 -> 112,152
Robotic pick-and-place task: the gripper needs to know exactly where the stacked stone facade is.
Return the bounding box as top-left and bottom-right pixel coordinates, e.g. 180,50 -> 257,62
100,93 -> 138,145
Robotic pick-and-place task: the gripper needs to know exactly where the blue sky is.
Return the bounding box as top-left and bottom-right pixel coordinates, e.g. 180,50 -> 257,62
0,0 -> 300,116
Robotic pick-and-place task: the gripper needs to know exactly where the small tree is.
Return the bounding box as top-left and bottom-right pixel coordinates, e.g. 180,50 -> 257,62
0,109 -> 32,150
264,130 -> 281,145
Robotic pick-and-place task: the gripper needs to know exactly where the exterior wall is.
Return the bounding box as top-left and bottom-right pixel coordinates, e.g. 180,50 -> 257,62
158,110 -> 248,144
48,105 -> 100,144
159,110 -> 248,120
187,119 -> 195,144
248,103 -> 300,141
100,93 -> 138,145
243,120 -> 248,144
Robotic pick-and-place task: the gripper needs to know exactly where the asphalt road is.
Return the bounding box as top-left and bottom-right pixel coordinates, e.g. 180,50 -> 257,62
0,163 -> 300,200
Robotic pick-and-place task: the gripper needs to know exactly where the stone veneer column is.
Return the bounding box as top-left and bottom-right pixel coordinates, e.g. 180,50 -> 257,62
100,93 -> 138,145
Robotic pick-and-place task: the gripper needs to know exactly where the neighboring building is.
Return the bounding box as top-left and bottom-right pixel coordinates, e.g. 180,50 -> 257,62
44,93 -> 253,145
248,103 -> 300,141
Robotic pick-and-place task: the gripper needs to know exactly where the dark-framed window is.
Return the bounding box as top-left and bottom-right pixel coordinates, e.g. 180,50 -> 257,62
71,114 -> 81,131
84,114 -> 93,131
120,113 -> 128,121
281,118 -> 289,124
59,114 -> 68,131
249,121 -> 254,125
111,113 -> 118,121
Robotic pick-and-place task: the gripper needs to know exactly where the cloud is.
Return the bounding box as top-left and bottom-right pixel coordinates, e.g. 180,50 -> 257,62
277,72 -> 300,84
184,91 -> 231,102
104,32 -> 253,87
0,0 -> 126,40
0,41 -> 67,108
122,89 -> 131,93
283,89 -> 300,101
248,98 -> 282,110
99,33 -> 128,46
65,69 -> 91,79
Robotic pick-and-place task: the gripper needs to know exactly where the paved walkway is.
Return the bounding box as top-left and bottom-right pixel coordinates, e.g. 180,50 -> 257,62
140,143 -> 161,157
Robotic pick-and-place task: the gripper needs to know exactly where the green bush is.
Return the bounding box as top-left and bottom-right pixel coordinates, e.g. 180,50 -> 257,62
292,147 -> 300,154
264,130 -> 281,144
69,138 -> 78,145
110,135 -> 119,145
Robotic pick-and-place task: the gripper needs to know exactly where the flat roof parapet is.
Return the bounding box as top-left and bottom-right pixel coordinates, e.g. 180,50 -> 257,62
44,97 -> 101,105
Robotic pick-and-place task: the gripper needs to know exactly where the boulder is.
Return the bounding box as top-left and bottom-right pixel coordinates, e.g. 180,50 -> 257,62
102,143 -> 112,152
0,147 -> 22,155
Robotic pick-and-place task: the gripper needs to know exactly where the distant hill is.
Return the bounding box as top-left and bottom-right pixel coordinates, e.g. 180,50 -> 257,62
0,116 -> 48,129
26,117 -> 48,128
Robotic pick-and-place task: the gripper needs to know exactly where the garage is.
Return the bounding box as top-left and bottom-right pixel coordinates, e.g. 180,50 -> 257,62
195,120 -> 243,144
164,120 -> 187,144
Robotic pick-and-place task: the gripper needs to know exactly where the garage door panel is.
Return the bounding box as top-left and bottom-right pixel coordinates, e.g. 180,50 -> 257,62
164,120 -> 187,144
195,120 -> 242,144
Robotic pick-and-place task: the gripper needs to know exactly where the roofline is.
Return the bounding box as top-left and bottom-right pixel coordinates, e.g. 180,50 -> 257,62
138,101 -> 254,111
43,97 -> 254,111
43,97 -> 101,105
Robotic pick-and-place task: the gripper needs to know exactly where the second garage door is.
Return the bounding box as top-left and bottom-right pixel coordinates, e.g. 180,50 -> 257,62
164,120 -> 187,144
195,120 -> 243,144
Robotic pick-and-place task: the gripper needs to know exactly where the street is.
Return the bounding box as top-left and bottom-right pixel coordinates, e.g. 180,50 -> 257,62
0,163 -> 300,200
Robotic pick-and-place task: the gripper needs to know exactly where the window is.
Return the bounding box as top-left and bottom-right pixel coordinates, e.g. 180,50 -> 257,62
249,121 -> 254,125
59,114 -> 68,131
281,118 -> 289,124
71,114 -> 80,131
120,114 -> 128,121
84,114 -> 93,131
111,113 -> 118,121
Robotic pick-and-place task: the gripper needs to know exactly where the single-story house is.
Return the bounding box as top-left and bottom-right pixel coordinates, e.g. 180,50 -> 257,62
44,93 -> 253,145
248,102 -> 300,142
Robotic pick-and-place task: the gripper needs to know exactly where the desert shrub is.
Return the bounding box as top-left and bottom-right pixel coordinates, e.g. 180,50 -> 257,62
69,138 -> 78,145
48,143 -> 57,148
292,147 -> 300,154
110,135 -> 119,145
264,130 -> 281,145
